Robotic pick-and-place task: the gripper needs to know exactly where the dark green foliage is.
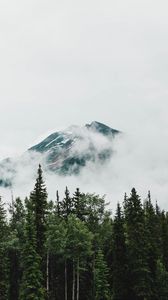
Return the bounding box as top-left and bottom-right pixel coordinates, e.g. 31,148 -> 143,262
8,197 -> 25,300
19,199 -> 45,300
61,186 -> 74,219
0,196 -> 9,300
160,212 -> 168,272
84,193 -> 107,235
66,214 -> 93,260
112,203 -> 128,300
9,197 -> 25,229
30,165 -> 48,258
29,164 -> 48,294
55,190 -> 61,217
94,249 -> 110,300
2,167 -> 168,300
144,192 -> 160,298
155,260 -> 168,300
124,188 -> 152,299
73,188 -> 87,221
98,213 -> 113,294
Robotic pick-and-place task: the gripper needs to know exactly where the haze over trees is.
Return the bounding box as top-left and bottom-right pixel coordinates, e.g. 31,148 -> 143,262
1,165 -> 168,299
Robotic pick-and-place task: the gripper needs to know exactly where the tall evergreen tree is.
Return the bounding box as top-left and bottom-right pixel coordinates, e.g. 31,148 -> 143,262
155,259 -> 168,300
30,165 -> 48,259
98,211 -> 113,295
144,192 -> 160,299
55,190 -> 61,217
73,188 -> 86,221
61,187 -> 73,219
8,197 -> 25,300
47,213 -> 67,300
160,211 -> 168,272
112,203 -> 128,300
0,196 -> 9,300
124,188 -> 151,300
19,198 -> 45,300
94,249 -> 110,300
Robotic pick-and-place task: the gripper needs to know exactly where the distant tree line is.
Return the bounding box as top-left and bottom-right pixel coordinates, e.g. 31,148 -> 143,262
0,165 -> 168,299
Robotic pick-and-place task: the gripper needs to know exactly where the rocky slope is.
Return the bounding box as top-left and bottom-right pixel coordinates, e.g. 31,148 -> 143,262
0,121 -> 120,186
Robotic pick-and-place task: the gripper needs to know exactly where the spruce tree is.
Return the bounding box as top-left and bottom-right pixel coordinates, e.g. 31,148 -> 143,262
73,188 -> 86,221
98,211 -> 113,295
112,203 -> 128,300
8,197 -> 25,300
160,211 -> 168,272
47,213 -> 67,299
124,188 -> 151,300
19,198 -> 45,300
28,164 -> 48,295
9,197 -> 25,231
155,259 -> 168,300
30,165 -> 48,259
94,249 -> 110,300
0,196 -> 9,300
144,192 -> 160,298
55,190 -> 61,217
61,186 -> 73,219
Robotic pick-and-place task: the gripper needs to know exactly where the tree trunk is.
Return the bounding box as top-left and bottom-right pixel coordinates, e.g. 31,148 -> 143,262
65,260 -> 67,300
77,258 -> 80,300
72,259 -> 75,300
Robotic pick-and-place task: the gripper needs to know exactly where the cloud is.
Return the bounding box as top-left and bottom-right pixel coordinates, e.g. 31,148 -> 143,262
0,0 -> 168,160
0,0 -> 168,211
1,124 -> 168,213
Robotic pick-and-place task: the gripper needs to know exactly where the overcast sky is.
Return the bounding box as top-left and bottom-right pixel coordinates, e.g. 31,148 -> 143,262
1,0 -> 168,207
0,0 -> 168,158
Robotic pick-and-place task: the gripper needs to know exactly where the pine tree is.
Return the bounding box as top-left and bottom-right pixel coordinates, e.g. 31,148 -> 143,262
98,211 -> 113,296
19,198 -> 45,300
73,188 -> 86,221
155,259 -> 168,300
160,211 -> 168,272
144,192 -> 160,298
94,249 -> 110,300
112,203 -> 128,300
0,196 -> 9,300
8,197 -> 25,300
55,190 -> 61,217
47,213 -> 67,300
9,197 -> 25,230
61,186 -> 73,219
30,165 -> 48,259
124,188 -> 151,300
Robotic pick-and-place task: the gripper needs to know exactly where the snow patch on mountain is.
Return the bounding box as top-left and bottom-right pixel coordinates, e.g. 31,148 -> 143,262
0,121 -> 121,187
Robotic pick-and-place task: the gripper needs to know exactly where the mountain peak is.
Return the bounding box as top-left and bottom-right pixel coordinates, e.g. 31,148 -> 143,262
85,121 -> 120,136
0,121 -> 120,186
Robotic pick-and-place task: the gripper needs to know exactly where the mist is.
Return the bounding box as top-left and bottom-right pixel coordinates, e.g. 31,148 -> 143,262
0,0 -> 168,211
1,123 -> 168,212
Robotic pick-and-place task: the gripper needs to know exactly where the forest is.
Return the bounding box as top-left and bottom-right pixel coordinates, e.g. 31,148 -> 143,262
1,165 -> 168,300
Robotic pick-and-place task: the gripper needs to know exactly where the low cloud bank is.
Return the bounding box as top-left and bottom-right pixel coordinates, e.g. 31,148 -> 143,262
1,126 -> 168,212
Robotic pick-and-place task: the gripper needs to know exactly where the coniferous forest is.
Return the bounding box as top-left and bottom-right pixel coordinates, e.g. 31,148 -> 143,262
1,165 -> 168,300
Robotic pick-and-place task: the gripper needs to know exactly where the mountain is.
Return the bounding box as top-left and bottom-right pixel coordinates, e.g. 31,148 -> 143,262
0,121 -> 120,187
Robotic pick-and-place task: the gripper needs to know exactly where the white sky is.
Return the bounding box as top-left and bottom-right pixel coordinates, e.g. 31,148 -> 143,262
1,0 -> 168,207
0,0 -> 168,157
